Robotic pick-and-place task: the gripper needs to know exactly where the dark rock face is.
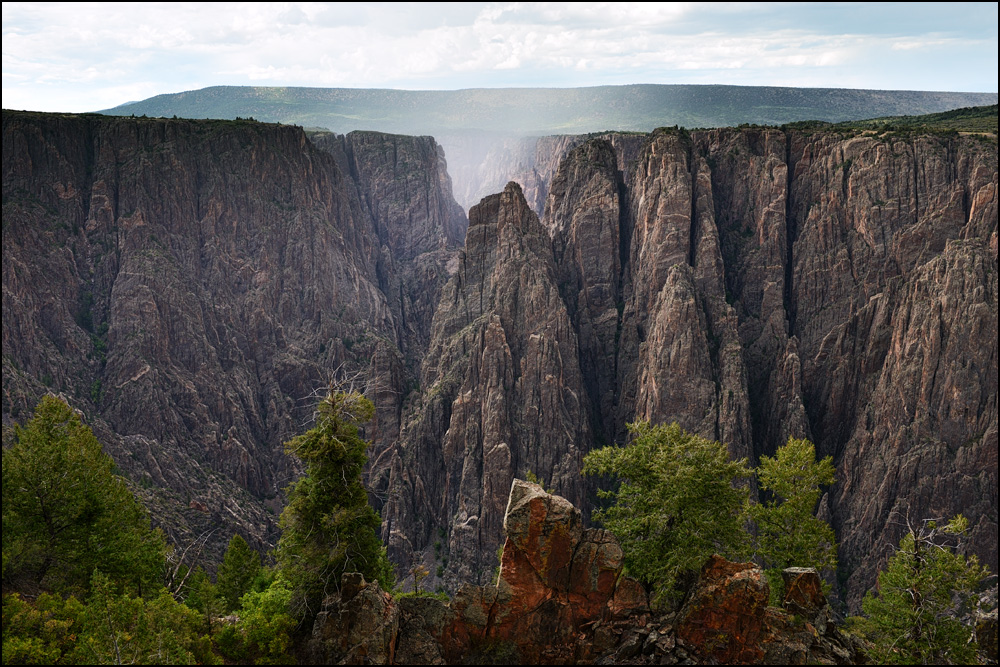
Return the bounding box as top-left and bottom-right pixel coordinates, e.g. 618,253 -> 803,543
310,130 -> 468,487
2,112 -> 465,562
382,183 -> 593,588
309,572 -> 400,665
618,132 -> 752,457
4,109 -> 996,614
390,127 -> 996,612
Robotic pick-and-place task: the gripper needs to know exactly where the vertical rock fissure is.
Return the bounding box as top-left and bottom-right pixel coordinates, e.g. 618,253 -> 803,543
688,145 -> 699,270
783,131 -> 796,337
613,167 -> 631,441
912,139 -> 921,227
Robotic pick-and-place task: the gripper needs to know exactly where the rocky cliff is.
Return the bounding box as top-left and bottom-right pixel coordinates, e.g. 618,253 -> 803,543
390,128 -> 997,611
444,132 -> 645,213
2,111 -> 465,563
381,182 -> 593,589
3,110 -> 996,612
311,479 -> 864,665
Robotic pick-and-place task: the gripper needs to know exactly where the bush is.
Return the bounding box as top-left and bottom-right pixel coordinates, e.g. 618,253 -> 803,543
1,572 -> 219,665
583,421 -> 752,606
854,515 -> 989,665
217,578 -> 296,665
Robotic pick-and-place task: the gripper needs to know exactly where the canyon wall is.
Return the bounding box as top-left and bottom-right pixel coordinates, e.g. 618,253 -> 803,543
3,111 -> 995,609
391,128 -> 997,610
2,112 -> 465,563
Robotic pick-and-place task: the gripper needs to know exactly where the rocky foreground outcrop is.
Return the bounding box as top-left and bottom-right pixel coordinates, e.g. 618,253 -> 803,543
311,479 -> 862,665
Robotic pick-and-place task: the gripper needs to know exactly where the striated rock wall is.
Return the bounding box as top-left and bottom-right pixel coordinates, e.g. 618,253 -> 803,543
309,130 -> 467,493
381,183 -> 592,589
443,132 -> 645,215
2,111 -> 465,563
391,128 -> 996,611
4,109 -> 995,611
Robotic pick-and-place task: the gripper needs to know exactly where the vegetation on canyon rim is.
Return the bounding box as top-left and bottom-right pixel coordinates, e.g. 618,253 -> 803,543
852,515 -> 989,665
2,394 -> 992,664
583,424 -> 837,608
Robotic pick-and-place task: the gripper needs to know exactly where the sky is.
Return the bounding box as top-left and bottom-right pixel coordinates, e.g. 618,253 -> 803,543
3,2 -> 997,114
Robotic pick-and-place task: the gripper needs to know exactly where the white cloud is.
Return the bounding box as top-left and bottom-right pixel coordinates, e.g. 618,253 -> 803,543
1,2 -> 996,112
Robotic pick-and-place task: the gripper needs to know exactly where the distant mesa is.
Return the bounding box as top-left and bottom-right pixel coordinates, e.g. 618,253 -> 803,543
98,84 -> 998,210
99,84 -> 998,137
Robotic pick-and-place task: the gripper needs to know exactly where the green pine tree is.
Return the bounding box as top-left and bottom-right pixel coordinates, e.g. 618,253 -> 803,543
2,395 -> 166,597
276,389 -> 394,620
749,437 -> 837,600
74,570 -> 218,665
583,421 -> 752,607
216,535 -> 262,613
856,515 -> 989,665
216,576 -> 296,664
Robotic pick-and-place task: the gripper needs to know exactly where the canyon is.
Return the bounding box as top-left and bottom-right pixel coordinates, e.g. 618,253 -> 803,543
2,109 -> 996,613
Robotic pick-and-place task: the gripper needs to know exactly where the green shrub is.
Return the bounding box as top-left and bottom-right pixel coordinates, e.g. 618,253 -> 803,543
583,422 -> 752,607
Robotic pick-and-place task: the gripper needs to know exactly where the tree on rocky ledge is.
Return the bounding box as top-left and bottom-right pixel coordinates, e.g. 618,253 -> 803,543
583,421 -> 752,607
855,515 -> 989,665
276,389 -> 394,621
749,436 -> 837,601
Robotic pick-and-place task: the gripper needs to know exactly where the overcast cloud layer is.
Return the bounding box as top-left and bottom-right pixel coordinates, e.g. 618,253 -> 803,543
3,2 -> 997,114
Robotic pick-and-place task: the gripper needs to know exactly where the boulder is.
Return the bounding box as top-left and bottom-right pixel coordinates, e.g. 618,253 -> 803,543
782,566 -> 831,634
309,573 -> 399,665
677,555 -> 770,664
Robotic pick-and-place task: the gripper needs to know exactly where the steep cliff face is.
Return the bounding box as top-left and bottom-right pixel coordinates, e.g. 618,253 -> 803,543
309,130 -> 467,477
775,132 -> 998,609
2,112 -> 465,562
617,132 -> 752,458
382,182 -> 592,588
445,133 -> 645,215
546,140 -> 624,442
4,110 -> 995,611
391,128 -> 996,610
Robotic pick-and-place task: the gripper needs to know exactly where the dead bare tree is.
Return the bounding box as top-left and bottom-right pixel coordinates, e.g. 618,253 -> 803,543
164,527 -> 217,600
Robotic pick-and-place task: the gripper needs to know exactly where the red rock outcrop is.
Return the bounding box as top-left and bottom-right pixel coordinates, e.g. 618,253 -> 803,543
677,556 -> 771,663
311,480 -> 860,665
313,479 -> 650,664
483,480 -> 648,663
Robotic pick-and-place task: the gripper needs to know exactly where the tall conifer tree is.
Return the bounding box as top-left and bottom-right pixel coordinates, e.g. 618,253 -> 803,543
2,396 -> 165,596
276,390 -> 393,620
